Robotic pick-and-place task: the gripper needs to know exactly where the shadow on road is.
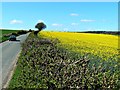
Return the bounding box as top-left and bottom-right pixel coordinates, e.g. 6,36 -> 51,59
9,40 -> 20,42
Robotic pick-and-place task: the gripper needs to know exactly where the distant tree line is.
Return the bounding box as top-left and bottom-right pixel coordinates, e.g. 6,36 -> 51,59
3,30 -> 28,37
77,31 -> 120,35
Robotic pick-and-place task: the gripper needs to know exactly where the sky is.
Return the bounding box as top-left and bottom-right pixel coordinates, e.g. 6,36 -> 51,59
1,0 -> 119,2
1,2 -> 118,31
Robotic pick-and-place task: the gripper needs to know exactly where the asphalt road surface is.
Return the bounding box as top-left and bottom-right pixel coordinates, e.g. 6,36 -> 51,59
0,33 -> 29,89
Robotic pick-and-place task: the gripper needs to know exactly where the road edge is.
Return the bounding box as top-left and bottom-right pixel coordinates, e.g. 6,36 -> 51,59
2,49 -> 22,89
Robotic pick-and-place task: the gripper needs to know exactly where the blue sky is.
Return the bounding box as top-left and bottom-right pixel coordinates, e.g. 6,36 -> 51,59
2,2 -> 118,31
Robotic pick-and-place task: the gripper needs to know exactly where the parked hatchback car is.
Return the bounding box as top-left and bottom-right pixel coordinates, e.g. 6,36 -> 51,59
9,35 -> 16,41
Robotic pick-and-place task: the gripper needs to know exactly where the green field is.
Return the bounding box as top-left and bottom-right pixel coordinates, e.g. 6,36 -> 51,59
0,29 -> 19,42
1,29 -> 19,35
9,32 -> 120,89
0,29 -> 28,42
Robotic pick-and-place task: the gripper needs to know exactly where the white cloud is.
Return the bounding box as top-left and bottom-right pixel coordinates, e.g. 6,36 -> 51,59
80,19 -> 95,22
71,23 -> 78,25
10,19 -> 23,24
70,13 -> 79,16
38,20 -> 44,23
52,23 -> 62,26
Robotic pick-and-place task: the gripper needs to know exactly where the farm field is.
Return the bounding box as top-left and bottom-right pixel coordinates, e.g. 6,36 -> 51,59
1,29 -> 19,35
0,29 -> 19,42
9,32 -> 120,89
0,29 -> 28,42
39,31 -> 119,62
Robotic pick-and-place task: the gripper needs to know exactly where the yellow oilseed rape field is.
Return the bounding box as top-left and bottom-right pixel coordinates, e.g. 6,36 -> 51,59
39,31 -> 119,61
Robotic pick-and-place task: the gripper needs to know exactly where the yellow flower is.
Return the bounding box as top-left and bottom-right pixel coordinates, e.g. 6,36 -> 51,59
39,31 -> 119,61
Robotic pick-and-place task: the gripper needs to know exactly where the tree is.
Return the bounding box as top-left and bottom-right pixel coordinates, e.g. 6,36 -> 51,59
35,22 -> 46,31
29,29 -> 32,32
34,31 -> 39,35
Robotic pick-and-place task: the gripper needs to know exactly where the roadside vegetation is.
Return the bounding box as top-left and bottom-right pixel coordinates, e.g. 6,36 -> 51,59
9,32 -> 120,89
0,29 -> 29,42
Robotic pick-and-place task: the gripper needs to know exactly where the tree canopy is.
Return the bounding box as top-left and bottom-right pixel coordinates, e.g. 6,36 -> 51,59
34,22 -> 46,35
35,22 -> 46,31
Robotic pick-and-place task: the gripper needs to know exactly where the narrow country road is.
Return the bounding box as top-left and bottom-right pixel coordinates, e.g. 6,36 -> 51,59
0,33 -> 29,89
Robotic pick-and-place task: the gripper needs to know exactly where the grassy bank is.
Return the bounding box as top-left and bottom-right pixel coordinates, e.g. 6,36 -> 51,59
9,32 -> 120,89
